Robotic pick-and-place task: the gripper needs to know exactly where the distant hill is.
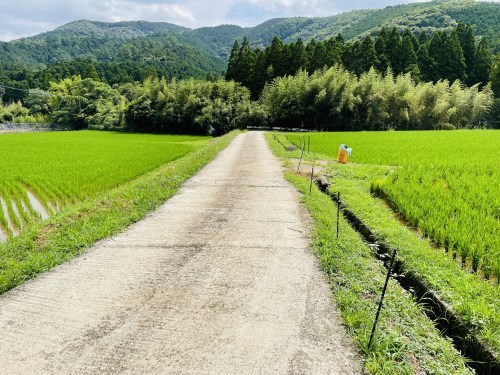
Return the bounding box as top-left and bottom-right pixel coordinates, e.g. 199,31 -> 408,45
0,0 -> 498,87
233,0 -> 500,51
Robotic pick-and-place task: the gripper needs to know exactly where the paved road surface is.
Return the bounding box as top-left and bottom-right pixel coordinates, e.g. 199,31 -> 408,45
0,132 -> 362,374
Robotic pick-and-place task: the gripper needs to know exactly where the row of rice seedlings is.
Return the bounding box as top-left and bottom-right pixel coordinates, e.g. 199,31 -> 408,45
285,131 -> 500,282
10,188 -> 29,229
0,184 -> 17,237
322,162 -> 500,359
35,180 -> 64,213
0,179 -> 65,240
25,180 -> 57,217
15,183 -> 41,222
0,195 -> 10,238
372,164 -> 500,282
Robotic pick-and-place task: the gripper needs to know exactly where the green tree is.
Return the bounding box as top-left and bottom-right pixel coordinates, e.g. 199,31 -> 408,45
418,31 -> 429,45
456,23 -> 476,85
250,49 -> 269,99
234,37 -> 256,89
490,53 -> 500,97
225,40 -> 240,81
375,28 -> 390,72
387,28 -> 403,74
49,76 -> 124,129
401,35 -> 418,72
324,37 -> 343,67
289,38 -> 308,74
358,36 -> 379,74
267,37 -> 287,78
428,31 -> 465,82
471,38 -> 493,86
402,29 -> 420,52
417,44 -> 435,82
306,38 -> 318,70
309,42 -> 329,72
335,33 -> 345,45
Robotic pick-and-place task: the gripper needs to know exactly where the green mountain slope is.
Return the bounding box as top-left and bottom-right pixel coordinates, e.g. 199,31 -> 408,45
0,0 -> 498,88
0,21 -> 226,77
238,0 -> 500,51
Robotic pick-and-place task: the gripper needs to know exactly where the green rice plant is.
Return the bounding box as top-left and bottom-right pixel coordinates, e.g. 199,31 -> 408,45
0,131 -> 236,294
286,130 -> 499,166
372,163 -> 500,280
0,130 -> 209,238
287,130 -> 500,281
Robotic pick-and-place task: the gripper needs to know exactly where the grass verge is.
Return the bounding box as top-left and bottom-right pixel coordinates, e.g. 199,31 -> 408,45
266,133 -> 472,374
0,131 -> 238,294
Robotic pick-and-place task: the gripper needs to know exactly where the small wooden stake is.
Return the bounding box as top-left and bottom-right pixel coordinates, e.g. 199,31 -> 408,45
297,146 -> 304,172
309,164 -> 315,195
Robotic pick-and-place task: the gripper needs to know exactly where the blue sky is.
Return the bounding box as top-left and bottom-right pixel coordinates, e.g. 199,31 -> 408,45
0,0 -> 498,41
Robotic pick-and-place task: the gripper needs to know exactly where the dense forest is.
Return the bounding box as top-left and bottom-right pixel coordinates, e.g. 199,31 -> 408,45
1,56 -> 496,134
1,0 -> 499,97
261,66 -> 494,131
226,24 -> 493,98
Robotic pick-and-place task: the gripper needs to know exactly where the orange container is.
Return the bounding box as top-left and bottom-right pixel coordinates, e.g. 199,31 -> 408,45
338,149 -> 349,163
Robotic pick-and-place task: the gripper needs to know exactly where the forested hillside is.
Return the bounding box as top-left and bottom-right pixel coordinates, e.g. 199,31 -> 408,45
0,0 -> 499,99
227,24 -> 493,97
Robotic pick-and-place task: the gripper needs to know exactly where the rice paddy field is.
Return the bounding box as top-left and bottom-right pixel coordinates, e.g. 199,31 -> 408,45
288,130 -> 500,281
0,131 -> 209,239
284,130 -> 500,368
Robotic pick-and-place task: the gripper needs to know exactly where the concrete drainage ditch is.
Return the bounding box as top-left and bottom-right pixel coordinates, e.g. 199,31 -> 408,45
315,176 -> 499,375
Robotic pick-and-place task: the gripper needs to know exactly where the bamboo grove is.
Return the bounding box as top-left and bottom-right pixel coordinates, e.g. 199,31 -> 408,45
261,66 -> 493,131
0,65 -> 495,134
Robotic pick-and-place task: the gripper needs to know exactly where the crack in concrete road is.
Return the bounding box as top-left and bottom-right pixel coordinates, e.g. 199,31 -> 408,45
0,132 -> 362,374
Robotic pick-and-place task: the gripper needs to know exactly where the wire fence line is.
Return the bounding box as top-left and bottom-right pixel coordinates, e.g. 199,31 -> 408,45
0,123 -> 68,134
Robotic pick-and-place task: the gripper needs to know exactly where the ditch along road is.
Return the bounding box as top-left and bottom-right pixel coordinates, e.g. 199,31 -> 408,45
0,132 -> 362,374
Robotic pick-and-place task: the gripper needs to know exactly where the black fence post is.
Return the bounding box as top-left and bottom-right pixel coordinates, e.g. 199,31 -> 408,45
336,192 -> 340,239
368,249 -> 397,349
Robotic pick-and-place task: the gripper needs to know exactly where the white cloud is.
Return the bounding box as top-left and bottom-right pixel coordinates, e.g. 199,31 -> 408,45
244,0 -> 336,16
91,1 -> 197,24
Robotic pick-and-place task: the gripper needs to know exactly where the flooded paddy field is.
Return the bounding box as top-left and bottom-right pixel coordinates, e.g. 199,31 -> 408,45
0,131 -> 209,241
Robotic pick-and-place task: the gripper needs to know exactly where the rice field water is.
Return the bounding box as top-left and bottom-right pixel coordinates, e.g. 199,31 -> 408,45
0,131 -> 209,239
287,130 -> 500,281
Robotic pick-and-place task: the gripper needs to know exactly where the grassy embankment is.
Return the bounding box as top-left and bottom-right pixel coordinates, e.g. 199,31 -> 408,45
0,130 -> 237,294
266,131 -> 500,374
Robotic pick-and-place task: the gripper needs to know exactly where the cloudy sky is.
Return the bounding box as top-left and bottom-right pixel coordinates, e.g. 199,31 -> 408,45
0,0 -> 498,41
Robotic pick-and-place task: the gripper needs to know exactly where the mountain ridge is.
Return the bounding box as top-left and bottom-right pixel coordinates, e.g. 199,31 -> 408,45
0,0 -> 498,87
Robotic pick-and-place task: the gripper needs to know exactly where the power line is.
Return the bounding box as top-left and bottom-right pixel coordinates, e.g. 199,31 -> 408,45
0,84 -> 30,93
0,84 -> 50,95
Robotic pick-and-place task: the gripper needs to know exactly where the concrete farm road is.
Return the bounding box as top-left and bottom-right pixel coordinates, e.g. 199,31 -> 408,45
0,132 -> 362,374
